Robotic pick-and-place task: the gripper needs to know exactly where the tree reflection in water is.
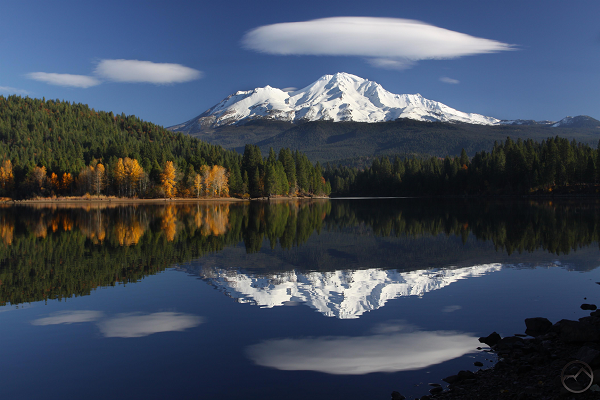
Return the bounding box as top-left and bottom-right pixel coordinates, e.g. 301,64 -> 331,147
1,199 -> 600,307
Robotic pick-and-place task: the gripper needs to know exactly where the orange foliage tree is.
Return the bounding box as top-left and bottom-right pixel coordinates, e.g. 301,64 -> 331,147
0,160 -> 14,194
48,173 -> 60,194
60,173 -> 73,193
160,161 -> 177,198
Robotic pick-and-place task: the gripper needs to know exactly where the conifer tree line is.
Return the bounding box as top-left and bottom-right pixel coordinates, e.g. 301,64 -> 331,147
241,144 -> 331,198
0,95 -> 328,198
324,137 -> 600,196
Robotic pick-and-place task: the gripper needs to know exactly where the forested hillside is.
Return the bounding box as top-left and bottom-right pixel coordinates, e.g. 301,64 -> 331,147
0,96 -> 329,199
325,136 -> 600,196
187,118 -> 600,163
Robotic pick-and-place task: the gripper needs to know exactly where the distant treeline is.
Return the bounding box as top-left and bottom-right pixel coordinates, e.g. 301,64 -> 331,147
324,136 -> 600,196
0,95 -> 329,198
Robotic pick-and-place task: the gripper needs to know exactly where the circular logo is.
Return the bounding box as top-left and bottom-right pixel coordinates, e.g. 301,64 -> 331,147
561,360 -> 594,393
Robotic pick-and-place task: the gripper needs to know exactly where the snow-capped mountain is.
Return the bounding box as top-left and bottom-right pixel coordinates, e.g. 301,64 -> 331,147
195,264 -> 503,319
169,72 -> 502,131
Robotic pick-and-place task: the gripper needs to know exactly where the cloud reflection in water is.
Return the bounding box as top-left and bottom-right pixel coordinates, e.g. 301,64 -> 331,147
31,310 -> 104,325
98,312 -> 204,338
31,310 -> 203,338
247,323 -> 478,375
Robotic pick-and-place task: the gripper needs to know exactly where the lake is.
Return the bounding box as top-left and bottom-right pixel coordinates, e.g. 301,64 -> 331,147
1,198 -> 600,399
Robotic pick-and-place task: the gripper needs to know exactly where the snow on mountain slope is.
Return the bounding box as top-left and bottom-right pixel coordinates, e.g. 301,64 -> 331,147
198,264 -> 503,319
170,73 -> 502,131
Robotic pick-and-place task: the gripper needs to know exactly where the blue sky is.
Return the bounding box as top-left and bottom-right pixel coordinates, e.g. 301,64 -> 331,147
1,0 -> 598,127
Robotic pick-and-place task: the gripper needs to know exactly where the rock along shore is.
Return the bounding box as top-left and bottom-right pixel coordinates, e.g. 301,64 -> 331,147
393,304 -> 600,400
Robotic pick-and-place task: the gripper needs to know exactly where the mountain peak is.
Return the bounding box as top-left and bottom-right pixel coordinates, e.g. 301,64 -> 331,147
169,73 -> 503,131
552,115 -> 600,128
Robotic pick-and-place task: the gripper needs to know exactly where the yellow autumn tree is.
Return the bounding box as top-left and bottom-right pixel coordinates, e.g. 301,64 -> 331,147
193,173 -> 202,198
123,158 -> 143,197
0,160 -> 14,194
160,161 -> 177,198
211,165 -> 229,197
114,158 -> 126,196
48,173 -> 60,194
61,173 -> 73,193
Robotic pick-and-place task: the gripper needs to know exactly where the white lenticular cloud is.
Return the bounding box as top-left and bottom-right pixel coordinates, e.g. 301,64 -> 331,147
0,86 -> 30,95
243,17 -> 515,69
97,312 -> 204,338
247,328 -> 478,375
26,72 -> 101,88
440,77 -> 460,84
31,310 -> 104,325
95,59 -> 203,84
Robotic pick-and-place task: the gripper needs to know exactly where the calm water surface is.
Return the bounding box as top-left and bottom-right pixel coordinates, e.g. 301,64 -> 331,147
1,199 -> 600,399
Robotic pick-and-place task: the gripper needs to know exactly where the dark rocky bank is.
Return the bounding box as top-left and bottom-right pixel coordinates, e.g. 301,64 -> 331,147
393,304 -> 600,400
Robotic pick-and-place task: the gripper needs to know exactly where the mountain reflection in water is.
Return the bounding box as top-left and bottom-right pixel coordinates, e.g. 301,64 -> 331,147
193,264 -> 502,319
1,198 -> 600,308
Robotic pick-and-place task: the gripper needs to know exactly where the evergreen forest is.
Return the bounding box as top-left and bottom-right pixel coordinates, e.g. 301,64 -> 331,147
325,137 -> 600,196
0,95 -> 330,199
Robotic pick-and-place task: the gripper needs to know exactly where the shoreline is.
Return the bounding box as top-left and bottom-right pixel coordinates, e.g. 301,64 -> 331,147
398,306 -> 600,400
2,195 -> 330,205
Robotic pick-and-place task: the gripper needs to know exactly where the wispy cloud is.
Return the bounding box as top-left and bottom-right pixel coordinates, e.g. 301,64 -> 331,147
243,17 -> 516,70
31,310 -> 104,325
97,312 -> 204,338
0,86 -> 30,95
95,59 -> 203,84
247,323 -> 478,375
440,77 -> 460,84
26,72 -> 101,88
442,305 -> 462,312
25,59 -> 202,89
367,58 -> 416,71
